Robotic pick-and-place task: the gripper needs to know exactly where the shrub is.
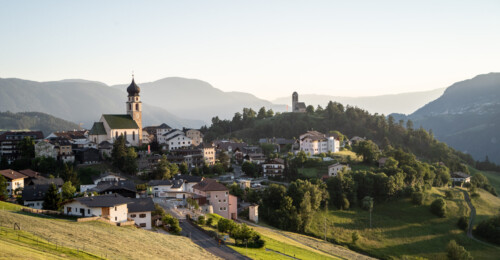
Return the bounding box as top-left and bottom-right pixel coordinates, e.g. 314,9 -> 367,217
207,217 -> 214,227
457,216 -> 469,231
411,191 -> 425,205
445,190 -> 454,199
471,192 -> 480,198
474,215 -> 500,245
198,215 -> 206,225
446,240 -> 473,260
341,197 -> 350,210
430,198 -> 447,217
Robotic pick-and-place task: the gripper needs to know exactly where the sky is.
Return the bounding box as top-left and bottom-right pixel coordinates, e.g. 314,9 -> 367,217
1,1 -> 499,100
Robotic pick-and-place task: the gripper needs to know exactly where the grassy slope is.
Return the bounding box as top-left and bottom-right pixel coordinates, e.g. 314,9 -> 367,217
0,202 -> 217,260
204,214 -> 338,260
307,188 -> 500,260
298,151 -> 362,179
470,189 -> 500,224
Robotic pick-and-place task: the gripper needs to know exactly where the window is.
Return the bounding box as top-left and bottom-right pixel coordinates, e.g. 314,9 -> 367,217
88,209 -> 90,214
129,104 -> 132,110
114,206 -> 117,211
133,131 -> 135,141
218,200 -> 221,203
67,207 -> 72,213
140,223 -> 147,227
115,217 -> 117,221
139,214 -> 146,218
136,104 -> 139,110
131,214 -> 136,218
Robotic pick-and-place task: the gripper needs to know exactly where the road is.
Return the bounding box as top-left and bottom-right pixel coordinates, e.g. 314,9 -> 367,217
180,220 -> 250,260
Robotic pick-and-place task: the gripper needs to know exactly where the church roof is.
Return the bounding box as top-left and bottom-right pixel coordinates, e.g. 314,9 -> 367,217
102,115 -> 139,129
127,79 -> 141,96
89,122 -> 107,135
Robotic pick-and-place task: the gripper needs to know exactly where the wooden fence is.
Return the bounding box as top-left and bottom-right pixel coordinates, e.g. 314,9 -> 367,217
21,208 -> 62,215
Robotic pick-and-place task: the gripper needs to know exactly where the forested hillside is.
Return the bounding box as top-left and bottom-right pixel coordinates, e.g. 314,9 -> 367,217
0,111 -> 80,135
202,103 -> 474,171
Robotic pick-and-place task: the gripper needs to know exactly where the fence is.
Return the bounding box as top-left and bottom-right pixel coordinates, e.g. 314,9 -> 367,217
21,208 -> 62,216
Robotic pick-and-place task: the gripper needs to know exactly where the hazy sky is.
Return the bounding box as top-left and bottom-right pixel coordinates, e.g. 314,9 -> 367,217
1,1 -> 499,100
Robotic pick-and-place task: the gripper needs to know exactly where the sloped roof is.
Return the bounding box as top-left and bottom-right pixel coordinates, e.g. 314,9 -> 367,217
158,123 -> 171,129
173,174 -> 204,183
98,141 -> 113,149
192,178 -> 228,192
147,179 -> 173,186
23,184 -> 50,201
19,169 -> 41,178
92,180 -> 137,193
451,172 -> 471,178
102,114 -> 139,129
70,194 -> 130,207
31,177 -> 64,186
89,122 -> 107,135
0,169 -> 27,180
127,198 -> 155,213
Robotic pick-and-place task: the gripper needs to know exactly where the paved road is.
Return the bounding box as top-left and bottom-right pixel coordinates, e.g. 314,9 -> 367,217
180,220 -> 250,260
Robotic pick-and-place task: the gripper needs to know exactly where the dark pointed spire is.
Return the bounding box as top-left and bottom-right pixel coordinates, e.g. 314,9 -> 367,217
127,77 -> 140,96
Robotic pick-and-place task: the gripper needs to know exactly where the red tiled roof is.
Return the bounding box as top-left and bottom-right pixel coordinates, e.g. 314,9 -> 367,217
19,169 -> 41,178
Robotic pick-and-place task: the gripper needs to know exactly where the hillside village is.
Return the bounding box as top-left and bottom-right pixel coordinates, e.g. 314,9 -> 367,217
1,78 -> 500,260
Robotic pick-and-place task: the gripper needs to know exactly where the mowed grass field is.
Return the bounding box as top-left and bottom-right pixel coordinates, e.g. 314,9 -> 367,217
203,214 -> 339,260
0,202 -> 217,260
307,187 -> 500,259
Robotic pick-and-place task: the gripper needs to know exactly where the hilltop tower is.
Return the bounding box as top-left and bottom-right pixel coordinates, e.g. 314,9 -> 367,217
292,91 -> 298,112
126,78 -> 142,145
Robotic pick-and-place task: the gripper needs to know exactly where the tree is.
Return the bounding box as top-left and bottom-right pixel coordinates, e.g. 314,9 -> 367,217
457,216 -> 468,231
0,174 -> 8,200
179,162 -> 189,175
152,155 -> 172,180
257,107 -> 267,119
430,198 -> 446,217
411,191 -> 425,205
59,163 -> 79,188
61,181 -> 76,200
362,196 -> 374,228
43,183 -> 62,210
242,161 -> 257,177
217,151 -> 231,170
197,215 -> 206,225
446,240 -> 473,260
266,109 -> 274,118
162,213 -> 182,235
18,136 -> 35,159
260,143 -> 275,157
353,140 -> 380,164
352,231 -> 360,244
111,135 -> 127,168
306,105 -> 315,114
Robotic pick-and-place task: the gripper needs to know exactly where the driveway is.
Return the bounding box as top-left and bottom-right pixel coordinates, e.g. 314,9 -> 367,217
179,220 -> 250,260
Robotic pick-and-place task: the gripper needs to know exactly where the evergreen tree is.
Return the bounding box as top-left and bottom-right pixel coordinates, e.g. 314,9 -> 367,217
111,135 -> 127,168
61,181 -> 76,200
43,183 -> 62,210
0,174 -> 8,201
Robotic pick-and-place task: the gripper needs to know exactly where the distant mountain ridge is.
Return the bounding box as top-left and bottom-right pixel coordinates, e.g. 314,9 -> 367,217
272,88 -> 446,115
393,73 -> 500,164
0,78 -> 204,129
111,77 -> 287,122
0,111 -> 80,136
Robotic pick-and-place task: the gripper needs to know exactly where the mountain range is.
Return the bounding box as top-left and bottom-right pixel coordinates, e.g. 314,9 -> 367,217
392,73 -> 500,164
0,78 -> 204,129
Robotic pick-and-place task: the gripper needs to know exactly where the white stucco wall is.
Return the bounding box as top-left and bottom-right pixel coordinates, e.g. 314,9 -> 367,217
128,211 -> 151,229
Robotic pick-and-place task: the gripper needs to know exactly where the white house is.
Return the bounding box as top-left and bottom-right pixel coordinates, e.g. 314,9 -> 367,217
328,163 -> 351,177
148,179 -> 188,199
451,172 -> 471,183
62,194 -> 130,223
34,140 -> 57,159
157,129 -> 184,145
80,173 -> 127,192
173,174 -> 204,193
155,123 -> 172,140
299,131 -> 340,155
165,134 -> 193,151
127,198 -> 155,229
0,169 -> 26,197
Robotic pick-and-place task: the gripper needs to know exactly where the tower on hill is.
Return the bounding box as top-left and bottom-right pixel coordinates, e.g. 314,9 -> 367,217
292,91 -> 306,113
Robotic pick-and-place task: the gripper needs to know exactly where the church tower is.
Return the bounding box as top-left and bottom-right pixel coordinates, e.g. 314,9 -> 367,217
126,77 -> 142,145
292,91 -> 298,112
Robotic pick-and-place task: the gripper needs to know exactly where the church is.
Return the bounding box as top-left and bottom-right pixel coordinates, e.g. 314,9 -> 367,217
88,78 -> 143,146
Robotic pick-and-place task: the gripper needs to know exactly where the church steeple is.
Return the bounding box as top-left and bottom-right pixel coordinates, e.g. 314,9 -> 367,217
126,76 -> 142,145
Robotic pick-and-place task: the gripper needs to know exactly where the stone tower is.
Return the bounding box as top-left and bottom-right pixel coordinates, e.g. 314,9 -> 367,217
126,78 -> 142,145
292,91 -> 298,112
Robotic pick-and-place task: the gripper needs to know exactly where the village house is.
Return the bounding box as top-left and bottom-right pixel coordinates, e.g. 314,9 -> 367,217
80,172 -> 127,192
34,140 -> 58,159
22,184 -> 50,209
192,178 -> 237,220
63,194 -> 130,223
148,179 -> 187,199
172,174 -> 204,193
0,169 -> 27,197
299,130 -> 340,155
18,169 -> 42,185
88,78 -> 143,146
89,180 -> 138,198
328,163 -> 351,177
262,158 -> 285,177
30,177 -> 64,192
157,129 -> 184,145
243,153 -> 267,165
451,172 -> 471,183
184,129 -> 204,147
127,197 -> 155,229
155,123 -> 172,140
